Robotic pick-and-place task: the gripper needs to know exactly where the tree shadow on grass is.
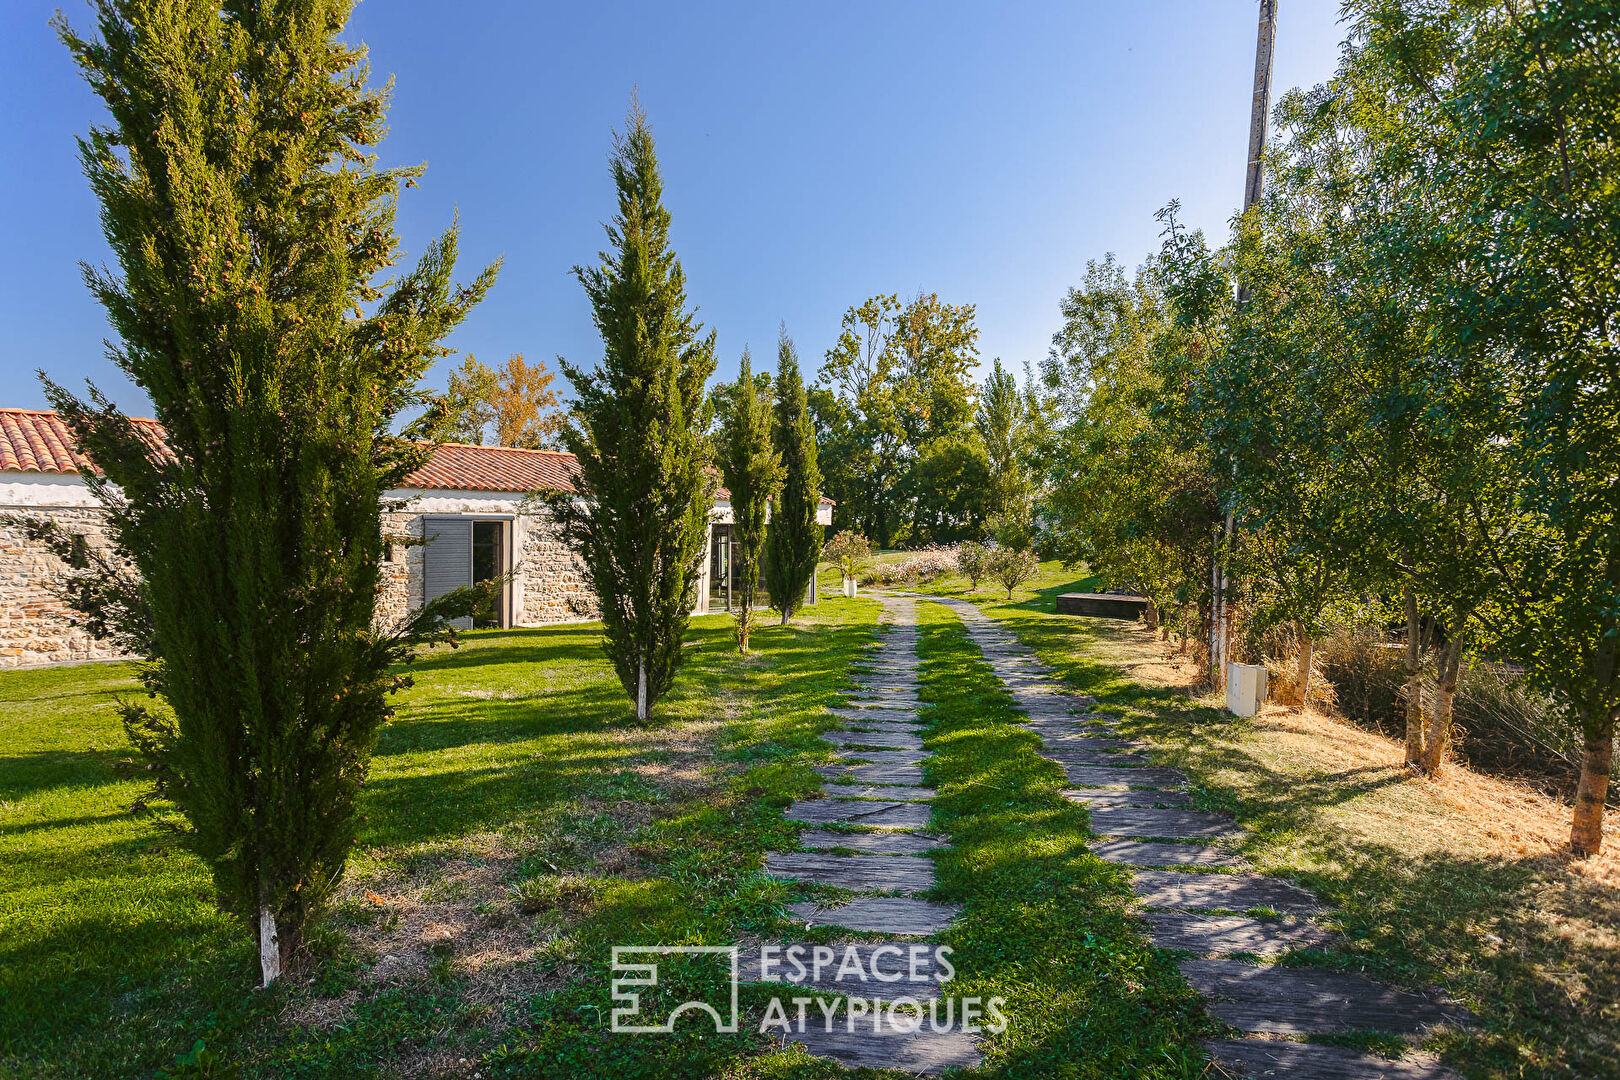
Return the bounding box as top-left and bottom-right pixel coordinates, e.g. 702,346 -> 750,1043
0,746 -> 141,800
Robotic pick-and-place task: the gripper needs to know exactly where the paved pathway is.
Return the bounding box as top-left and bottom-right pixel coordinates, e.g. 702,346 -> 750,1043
921,594 -> 1469,1080
760,595 -> 981,1072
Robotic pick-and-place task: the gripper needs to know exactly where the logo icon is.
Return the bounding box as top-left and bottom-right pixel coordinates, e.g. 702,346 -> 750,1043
610,946 -> 740,1033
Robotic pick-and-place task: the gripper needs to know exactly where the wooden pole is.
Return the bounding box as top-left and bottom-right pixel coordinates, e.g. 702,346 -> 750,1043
1244,0 -> 1279,216
1218,1 -> 1278,695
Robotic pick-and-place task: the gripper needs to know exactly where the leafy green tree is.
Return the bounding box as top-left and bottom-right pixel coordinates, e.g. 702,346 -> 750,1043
1345,0 -> 1620,853
975,358 -> 1030,522
50,0 -> 496,985
405,355 -> 498,443
816,292 -> 982,546
763,328 -> 823,624
550,103 -> 716,720
907,435 -> 990,545
1040,253 -> 1221,661
719,348 -> 781,651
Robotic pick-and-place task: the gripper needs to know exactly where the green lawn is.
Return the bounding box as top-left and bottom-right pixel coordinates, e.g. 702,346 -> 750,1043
1,601 -> 880,1079
10,564 -> 1604,1079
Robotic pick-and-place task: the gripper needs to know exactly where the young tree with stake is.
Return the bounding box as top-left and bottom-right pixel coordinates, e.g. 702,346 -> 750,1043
549,102 -> 716,720
719,348 -> 781,651
51,0 -> 496,986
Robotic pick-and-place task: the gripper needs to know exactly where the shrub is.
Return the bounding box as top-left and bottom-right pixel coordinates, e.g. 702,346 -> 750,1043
957,541 -> 989,588
861,546 -> 959,587
988,547 -> 1039,598
824,530 -> 874,588
1315,626 -> 1584,788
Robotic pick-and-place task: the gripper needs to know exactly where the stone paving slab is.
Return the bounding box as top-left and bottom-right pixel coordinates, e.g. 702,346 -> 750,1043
828,784 -> 937,802
1204,1039 -> 1462,1080
1041,747 -> 1156,767
1178,960 -> 1473,1035
742,942 -> 953,998
765,852 -> 937,893
799,830 -> 945,855
832,748 -> 927,766
844,697 -> 924,709
787,897 -> 961,935
816,763 -> 928,785
1063,765 -> 1187,788
1089,808 -> 1241,839
830,708 -> 922,724
837,721 -> 924,736
784,1024 -> 980,1073
787,800 -> 934,829
1145,914 -> 1332,956
1132,871 -> 1322,914
1025,730 -> 1141,751
822,729 -> 926,750
1064,788 -> 1194,808
1091,840 -> 1245,867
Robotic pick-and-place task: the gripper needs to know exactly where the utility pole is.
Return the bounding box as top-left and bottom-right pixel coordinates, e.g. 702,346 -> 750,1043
1244,0 -> 1279,216
1214,0 -> 1278,696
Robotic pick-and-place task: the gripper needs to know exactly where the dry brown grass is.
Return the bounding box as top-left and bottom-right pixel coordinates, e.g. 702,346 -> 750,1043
1105,620 -> 1619,886
1037,614 -> 1620,1077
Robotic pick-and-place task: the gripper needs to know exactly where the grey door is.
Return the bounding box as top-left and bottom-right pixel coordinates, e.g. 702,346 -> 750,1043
423,516 -> 474,629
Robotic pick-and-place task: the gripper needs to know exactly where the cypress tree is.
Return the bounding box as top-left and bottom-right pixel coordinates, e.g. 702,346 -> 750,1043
720,348 -> 781,651
50,0 -> 496,985
552,103 -> 716,718
763,329 -> 823,623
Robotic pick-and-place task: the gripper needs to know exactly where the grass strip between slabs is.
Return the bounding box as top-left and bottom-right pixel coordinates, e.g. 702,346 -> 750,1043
912,599 -> 1211,1078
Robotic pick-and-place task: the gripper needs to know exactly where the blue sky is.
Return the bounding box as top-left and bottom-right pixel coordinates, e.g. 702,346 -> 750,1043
0,2 -> 1347,416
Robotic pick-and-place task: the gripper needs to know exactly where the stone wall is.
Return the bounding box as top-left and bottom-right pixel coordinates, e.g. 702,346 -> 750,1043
0,505 -> 129,668
1,494 -> 599,669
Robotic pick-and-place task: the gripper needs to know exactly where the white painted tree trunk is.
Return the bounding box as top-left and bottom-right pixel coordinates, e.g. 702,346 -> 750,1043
636,659 -> 648,720
258,904 -> 281,987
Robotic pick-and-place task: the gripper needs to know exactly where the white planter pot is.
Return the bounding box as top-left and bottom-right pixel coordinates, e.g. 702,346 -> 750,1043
842,577 -> 858,598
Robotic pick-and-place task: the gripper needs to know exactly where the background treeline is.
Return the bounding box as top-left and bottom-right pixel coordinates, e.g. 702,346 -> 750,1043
1033,0 -> 1618,856
808,292 -> 1051,548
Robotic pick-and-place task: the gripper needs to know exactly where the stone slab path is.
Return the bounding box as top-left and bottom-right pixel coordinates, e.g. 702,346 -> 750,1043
764,595 -> 982,1072
918,594 -> 1467,1080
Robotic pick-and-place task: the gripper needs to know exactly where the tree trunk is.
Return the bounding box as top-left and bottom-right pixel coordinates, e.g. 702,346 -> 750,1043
1419,621 -> 1470,776
258,902 -> 281,988
1402,587 -> 1425,767
636,660 -> 648,721
1571,726 -> 1613,857
1295,623 -> 1313,711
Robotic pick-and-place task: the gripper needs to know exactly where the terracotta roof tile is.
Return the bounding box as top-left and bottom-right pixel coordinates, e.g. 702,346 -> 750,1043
0,408 -> 832,503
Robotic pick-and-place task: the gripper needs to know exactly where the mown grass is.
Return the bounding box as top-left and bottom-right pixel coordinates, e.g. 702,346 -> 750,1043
911,598 -> 1210,1078
919,562 -> 1620,1080
0,600 -> 881,1080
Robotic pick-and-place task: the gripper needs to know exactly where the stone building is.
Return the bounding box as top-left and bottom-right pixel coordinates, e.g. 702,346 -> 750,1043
0,408 -> 830,669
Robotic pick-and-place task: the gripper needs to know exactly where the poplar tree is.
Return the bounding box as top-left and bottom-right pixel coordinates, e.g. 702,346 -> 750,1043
763,329 -> 823,624
720,348 -> 780,651
50,0 -> 495,986
552,103 -> 716,718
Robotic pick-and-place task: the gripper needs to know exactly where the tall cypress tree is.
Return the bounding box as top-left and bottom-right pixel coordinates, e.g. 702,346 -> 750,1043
553,104 -> 716,718
763,329 -> 823,624
50,0 -> 496,985
720,348 -> 781,652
